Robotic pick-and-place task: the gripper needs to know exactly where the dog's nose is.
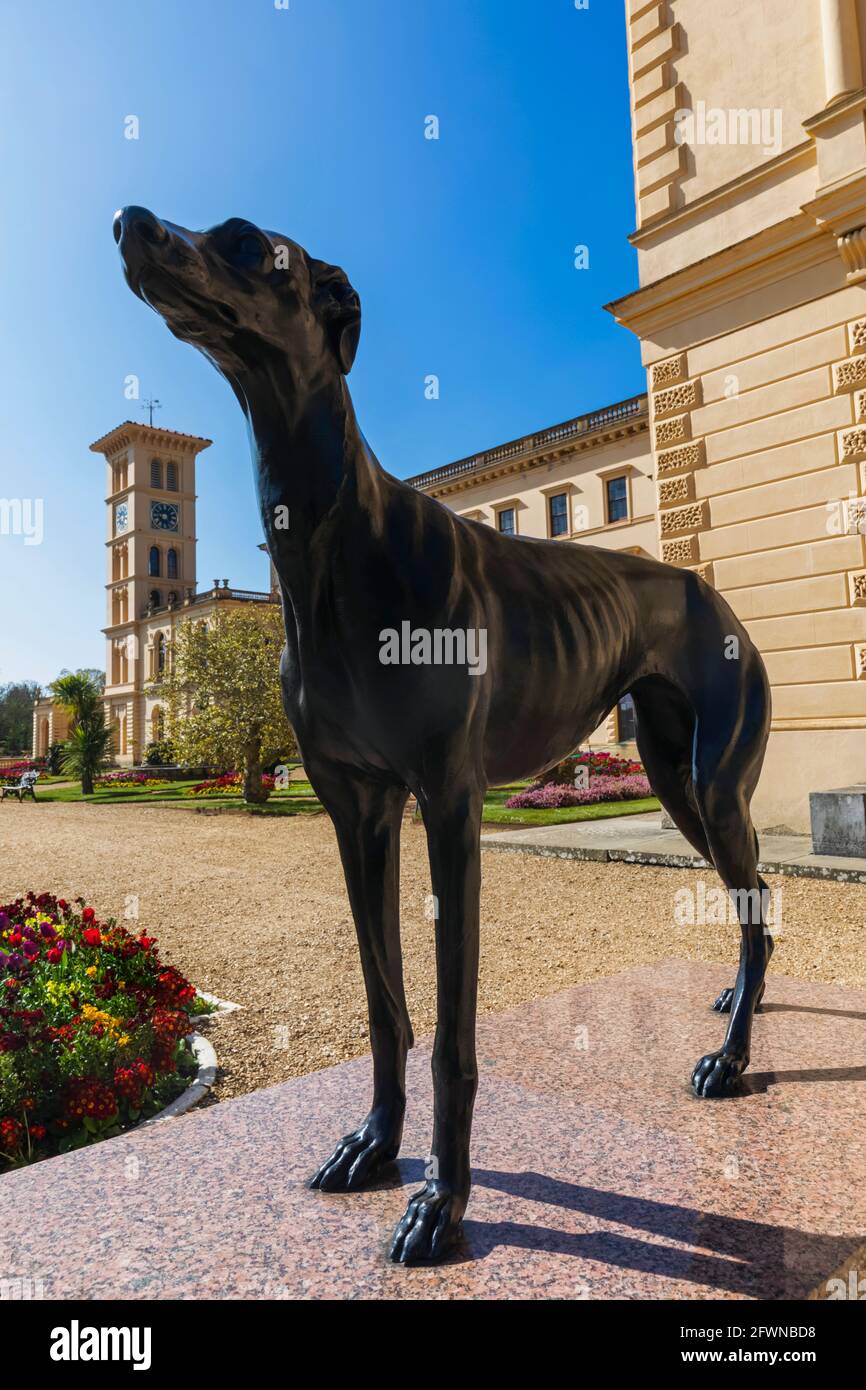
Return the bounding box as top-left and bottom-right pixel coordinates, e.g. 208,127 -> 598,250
113,205 -> 168,246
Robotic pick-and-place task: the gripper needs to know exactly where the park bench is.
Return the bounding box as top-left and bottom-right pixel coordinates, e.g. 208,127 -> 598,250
1,769 -> 39,802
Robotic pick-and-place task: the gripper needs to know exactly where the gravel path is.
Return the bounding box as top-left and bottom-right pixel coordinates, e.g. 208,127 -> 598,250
1,802 -> 864,1102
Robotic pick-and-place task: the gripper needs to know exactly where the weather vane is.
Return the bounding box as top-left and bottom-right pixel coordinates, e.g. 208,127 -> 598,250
141,397 -> 162,427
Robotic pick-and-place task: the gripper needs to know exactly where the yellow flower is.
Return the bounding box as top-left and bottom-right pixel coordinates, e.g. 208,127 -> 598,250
86,965 -> 97,977
118,1034 -> 131,1046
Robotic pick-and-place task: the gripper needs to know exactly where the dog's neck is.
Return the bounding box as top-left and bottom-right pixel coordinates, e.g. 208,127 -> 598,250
228,358 -> 387,601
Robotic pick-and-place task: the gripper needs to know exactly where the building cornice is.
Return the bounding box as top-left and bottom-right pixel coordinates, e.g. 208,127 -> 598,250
90,421 -> 213,457
605,212 -> 835,340
408,396 -> 649,498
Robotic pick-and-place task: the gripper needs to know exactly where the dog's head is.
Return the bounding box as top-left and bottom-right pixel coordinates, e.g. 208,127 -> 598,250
113,206 -> 361,385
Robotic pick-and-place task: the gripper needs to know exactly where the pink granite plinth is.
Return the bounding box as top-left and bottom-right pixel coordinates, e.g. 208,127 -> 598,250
1,959 -> 864,1300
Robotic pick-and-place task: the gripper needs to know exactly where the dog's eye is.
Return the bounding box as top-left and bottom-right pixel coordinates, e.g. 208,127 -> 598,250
232,234 -> 265,267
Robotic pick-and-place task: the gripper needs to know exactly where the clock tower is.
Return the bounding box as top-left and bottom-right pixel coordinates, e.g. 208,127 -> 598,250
89,420 -> 212,762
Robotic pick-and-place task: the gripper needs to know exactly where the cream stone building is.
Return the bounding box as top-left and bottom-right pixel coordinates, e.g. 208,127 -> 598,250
407,395 -> 655,747
412,0 -> 866,832
32,421 -> 277,767
605,0 -> 866,830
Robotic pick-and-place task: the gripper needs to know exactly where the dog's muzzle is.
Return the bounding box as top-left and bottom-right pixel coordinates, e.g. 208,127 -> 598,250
113,206 -> 170,295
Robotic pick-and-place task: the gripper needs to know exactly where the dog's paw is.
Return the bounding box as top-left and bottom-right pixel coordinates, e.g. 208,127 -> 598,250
309,1113 -> 401,1192
691,1049 -> 748,1098
389,1181 -> 465,1264
711,982 -> 765,1014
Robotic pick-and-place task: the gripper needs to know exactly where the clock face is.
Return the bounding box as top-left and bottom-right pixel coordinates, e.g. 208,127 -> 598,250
114,501 -> 128,533
150,501 -> 179,532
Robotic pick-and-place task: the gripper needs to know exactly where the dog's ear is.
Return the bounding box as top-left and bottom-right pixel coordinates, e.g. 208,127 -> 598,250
309,258 -> 361,374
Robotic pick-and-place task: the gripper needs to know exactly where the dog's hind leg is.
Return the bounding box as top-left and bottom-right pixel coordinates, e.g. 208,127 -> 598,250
631,676 -> 712,861
308,766 -> 413,1192
688,660 -> 773,1098
631,677 -> 767,1017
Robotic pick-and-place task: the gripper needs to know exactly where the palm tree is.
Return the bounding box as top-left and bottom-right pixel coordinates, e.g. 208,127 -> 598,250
49,670 -> 110,796
60,719 -> 114,796
49,672 -> 103,729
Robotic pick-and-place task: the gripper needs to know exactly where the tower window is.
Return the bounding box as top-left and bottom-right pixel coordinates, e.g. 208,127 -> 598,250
497,507 -> 516,536
605,475 -> 629,524
149,545 -> 161,577
167,547 -> 178,579
166,461 -> 178,491
156,633 -> 166,673
548,493 -> 569,537
150,458 -> 162,488
148,589 -> 161,609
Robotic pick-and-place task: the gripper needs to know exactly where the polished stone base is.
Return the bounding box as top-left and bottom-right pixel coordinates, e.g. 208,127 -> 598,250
0,960 -> 863,1300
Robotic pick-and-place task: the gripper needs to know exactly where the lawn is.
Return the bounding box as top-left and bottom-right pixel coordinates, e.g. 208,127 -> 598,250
30,776 -> 659,826
34,778 -> 322,815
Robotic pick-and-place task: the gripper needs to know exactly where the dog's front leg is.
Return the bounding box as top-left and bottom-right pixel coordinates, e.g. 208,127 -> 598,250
390,785 -> 483,1264
308,769 -> 412,1191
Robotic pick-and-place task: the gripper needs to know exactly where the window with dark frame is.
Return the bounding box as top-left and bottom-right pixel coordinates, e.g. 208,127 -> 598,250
548,492 -> 569,537
606,475 -> 628,523
617,693 -> 636,742
150,458 -> 162,488
497,507 -> 516,535
148,545 -> 160,577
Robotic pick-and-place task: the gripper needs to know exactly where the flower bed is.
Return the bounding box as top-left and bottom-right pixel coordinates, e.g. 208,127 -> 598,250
183,771 -> 277,797
0,759 -> 44,786
0,893 -> 209,1169
505,773 -> 653,809
542,751 -> 645,786
93,771 -> 169,790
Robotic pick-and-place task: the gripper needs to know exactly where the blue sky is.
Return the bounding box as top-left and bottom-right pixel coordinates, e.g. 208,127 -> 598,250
0,0 -> 643,686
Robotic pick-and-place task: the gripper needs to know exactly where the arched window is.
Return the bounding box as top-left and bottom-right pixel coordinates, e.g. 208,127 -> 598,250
166,461 -> 178,491
151,706 -> 164,740
167,547 -> 178,579
148,589 -> 160,609
150,458 -> 162,488
149,546 -> 160,577
156,633 -> 166,673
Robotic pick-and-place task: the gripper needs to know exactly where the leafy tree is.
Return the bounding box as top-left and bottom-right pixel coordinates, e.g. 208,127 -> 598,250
0,681 -> 40,754
49,670 -> 110,795
157,607 -> 296,803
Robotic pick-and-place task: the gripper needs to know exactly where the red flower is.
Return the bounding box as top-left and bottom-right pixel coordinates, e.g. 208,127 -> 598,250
0,1117 -> 24,1151
63,1077 -> 117,1122
29,1124 -> 47,1141
46,947 -> 62,964
81,928 -> 101,947
81,907 -> 96,923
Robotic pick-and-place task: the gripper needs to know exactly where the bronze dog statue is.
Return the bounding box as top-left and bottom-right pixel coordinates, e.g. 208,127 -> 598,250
115,207 -> 773,1264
